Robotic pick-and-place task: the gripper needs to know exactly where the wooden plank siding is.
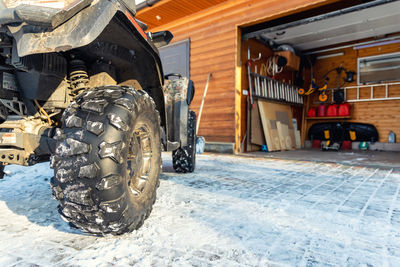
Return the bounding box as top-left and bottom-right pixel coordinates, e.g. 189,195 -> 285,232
307,42 -> 400,142
137,0 -> 341,148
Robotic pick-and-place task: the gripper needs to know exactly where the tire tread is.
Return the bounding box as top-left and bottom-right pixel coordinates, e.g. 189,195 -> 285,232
51,86 -> 161,235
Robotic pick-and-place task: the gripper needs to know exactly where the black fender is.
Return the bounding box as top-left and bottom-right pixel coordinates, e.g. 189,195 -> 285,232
10,0 -> 121,57
163,75 -> 196,148
111,11 -> 167,135
6,0 -> 170,147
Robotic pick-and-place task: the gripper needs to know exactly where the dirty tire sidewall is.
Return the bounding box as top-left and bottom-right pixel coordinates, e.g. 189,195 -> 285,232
51,86 -> 161,235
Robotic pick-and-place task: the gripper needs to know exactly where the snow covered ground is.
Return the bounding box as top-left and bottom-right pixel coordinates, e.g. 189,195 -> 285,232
1,153 -> 400,266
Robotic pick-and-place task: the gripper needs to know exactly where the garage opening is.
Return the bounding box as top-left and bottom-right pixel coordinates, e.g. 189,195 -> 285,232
240,0 -> 400,156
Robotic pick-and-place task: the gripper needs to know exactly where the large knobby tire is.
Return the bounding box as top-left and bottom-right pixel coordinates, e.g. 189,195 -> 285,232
50,86 -> 161,235
172,110 -> 196,173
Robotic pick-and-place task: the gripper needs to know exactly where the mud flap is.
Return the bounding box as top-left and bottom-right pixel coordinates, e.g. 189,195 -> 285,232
163,76 -> 193,147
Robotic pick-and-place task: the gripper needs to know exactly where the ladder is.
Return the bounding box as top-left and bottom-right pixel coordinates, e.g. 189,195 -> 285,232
343,82 -> 400,102
250,72 -> 303,105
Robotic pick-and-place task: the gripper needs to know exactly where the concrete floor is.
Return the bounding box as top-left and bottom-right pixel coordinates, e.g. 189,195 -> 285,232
244,149 -> 400,170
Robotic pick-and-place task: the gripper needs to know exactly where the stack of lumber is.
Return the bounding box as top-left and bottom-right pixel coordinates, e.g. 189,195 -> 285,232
251,100 -> 301,151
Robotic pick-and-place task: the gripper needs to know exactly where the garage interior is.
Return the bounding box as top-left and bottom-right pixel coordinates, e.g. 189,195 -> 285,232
240,0 -> 400,160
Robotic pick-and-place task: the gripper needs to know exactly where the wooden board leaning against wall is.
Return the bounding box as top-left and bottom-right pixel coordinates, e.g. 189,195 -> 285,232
305,41 -> 400,143
241,39 -> 303,152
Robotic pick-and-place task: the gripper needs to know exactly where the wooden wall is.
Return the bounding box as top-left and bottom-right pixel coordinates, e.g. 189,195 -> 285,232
308,42 -> 400,142
240,39 -> 273,148
241,39 -> 302,151
137,0 -> 339,146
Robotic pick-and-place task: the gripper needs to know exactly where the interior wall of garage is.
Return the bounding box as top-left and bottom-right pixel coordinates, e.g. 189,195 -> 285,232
136,0 -> 341,148
241,38 -> 303,151
307,42 -> 400,142
240,39 -> 273,151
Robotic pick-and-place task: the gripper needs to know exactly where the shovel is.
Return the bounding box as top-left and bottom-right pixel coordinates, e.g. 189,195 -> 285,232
196,73 -> 211,154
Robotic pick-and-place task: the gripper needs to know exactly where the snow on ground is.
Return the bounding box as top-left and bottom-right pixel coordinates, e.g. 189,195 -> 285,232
1,153 -> 400,266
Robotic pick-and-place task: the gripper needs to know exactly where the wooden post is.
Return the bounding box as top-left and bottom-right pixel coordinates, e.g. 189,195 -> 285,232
235,26 -> 243,154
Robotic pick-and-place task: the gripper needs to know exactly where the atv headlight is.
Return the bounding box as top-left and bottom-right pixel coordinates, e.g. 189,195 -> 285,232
3,0 -> 79,9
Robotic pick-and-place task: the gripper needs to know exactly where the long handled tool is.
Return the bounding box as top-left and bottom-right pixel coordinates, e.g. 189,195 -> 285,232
245,48 -> 261,151
196,73 -> 212,154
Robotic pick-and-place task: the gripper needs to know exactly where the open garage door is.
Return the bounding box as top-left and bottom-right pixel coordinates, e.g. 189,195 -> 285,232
241,0 -> 400,152
244,1 -> 400,52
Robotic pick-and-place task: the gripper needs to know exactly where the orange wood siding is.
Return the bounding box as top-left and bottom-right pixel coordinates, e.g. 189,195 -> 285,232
137,0 -> 340,144
307,42 -> 400,142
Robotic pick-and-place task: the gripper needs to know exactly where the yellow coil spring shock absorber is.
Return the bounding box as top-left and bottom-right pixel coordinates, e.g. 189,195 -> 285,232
69,59 -> 89,97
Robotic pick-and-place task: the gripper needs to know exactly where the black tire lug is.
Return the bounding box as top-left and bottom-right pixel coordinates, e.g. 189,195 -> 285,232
51,85 -> 162,235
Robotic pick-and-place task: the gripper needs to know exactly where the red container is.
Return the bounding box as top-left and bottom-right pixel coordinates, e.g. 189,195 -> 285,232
317,104 -> 326,117
307,107 -> 317,117
338,103 -> 351,117
342,140 -> 352,150
326,104 -> 338,117
312,140 -> 321,148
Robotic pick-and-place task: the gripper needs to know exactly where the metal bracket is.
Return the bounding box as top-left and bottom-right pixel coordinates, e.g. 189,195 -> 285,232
0,98 -> 27,116
167,141 -> 180,151
247,47 -> 262,62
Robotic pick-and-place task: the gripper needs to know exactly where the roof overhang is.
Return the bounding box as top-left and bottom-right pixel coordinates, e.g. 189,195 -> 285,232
136,0 -> 228,29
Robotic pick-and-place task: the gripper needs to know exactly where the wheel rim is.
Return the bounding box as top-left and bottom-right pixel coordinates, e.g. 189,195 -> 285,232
127,124 -> 152,197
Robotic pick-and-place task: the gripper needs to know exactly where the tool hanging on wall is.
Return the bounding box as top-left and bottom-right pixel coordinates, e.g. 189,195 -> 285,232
298,57 -> 320,96
321,66 -> 356,103
248,48 -> 303,104
246,48 -> 262,151
299,63 -> 356,103
247,48 -> 262,108
298,78 -> 328,100
318,79 -> 329,102
265,55 -> 287,77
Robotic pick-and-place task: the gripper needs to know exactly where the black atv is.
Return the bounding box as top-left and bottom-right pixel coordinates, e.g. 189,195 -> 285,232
0,0 -> 196,235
